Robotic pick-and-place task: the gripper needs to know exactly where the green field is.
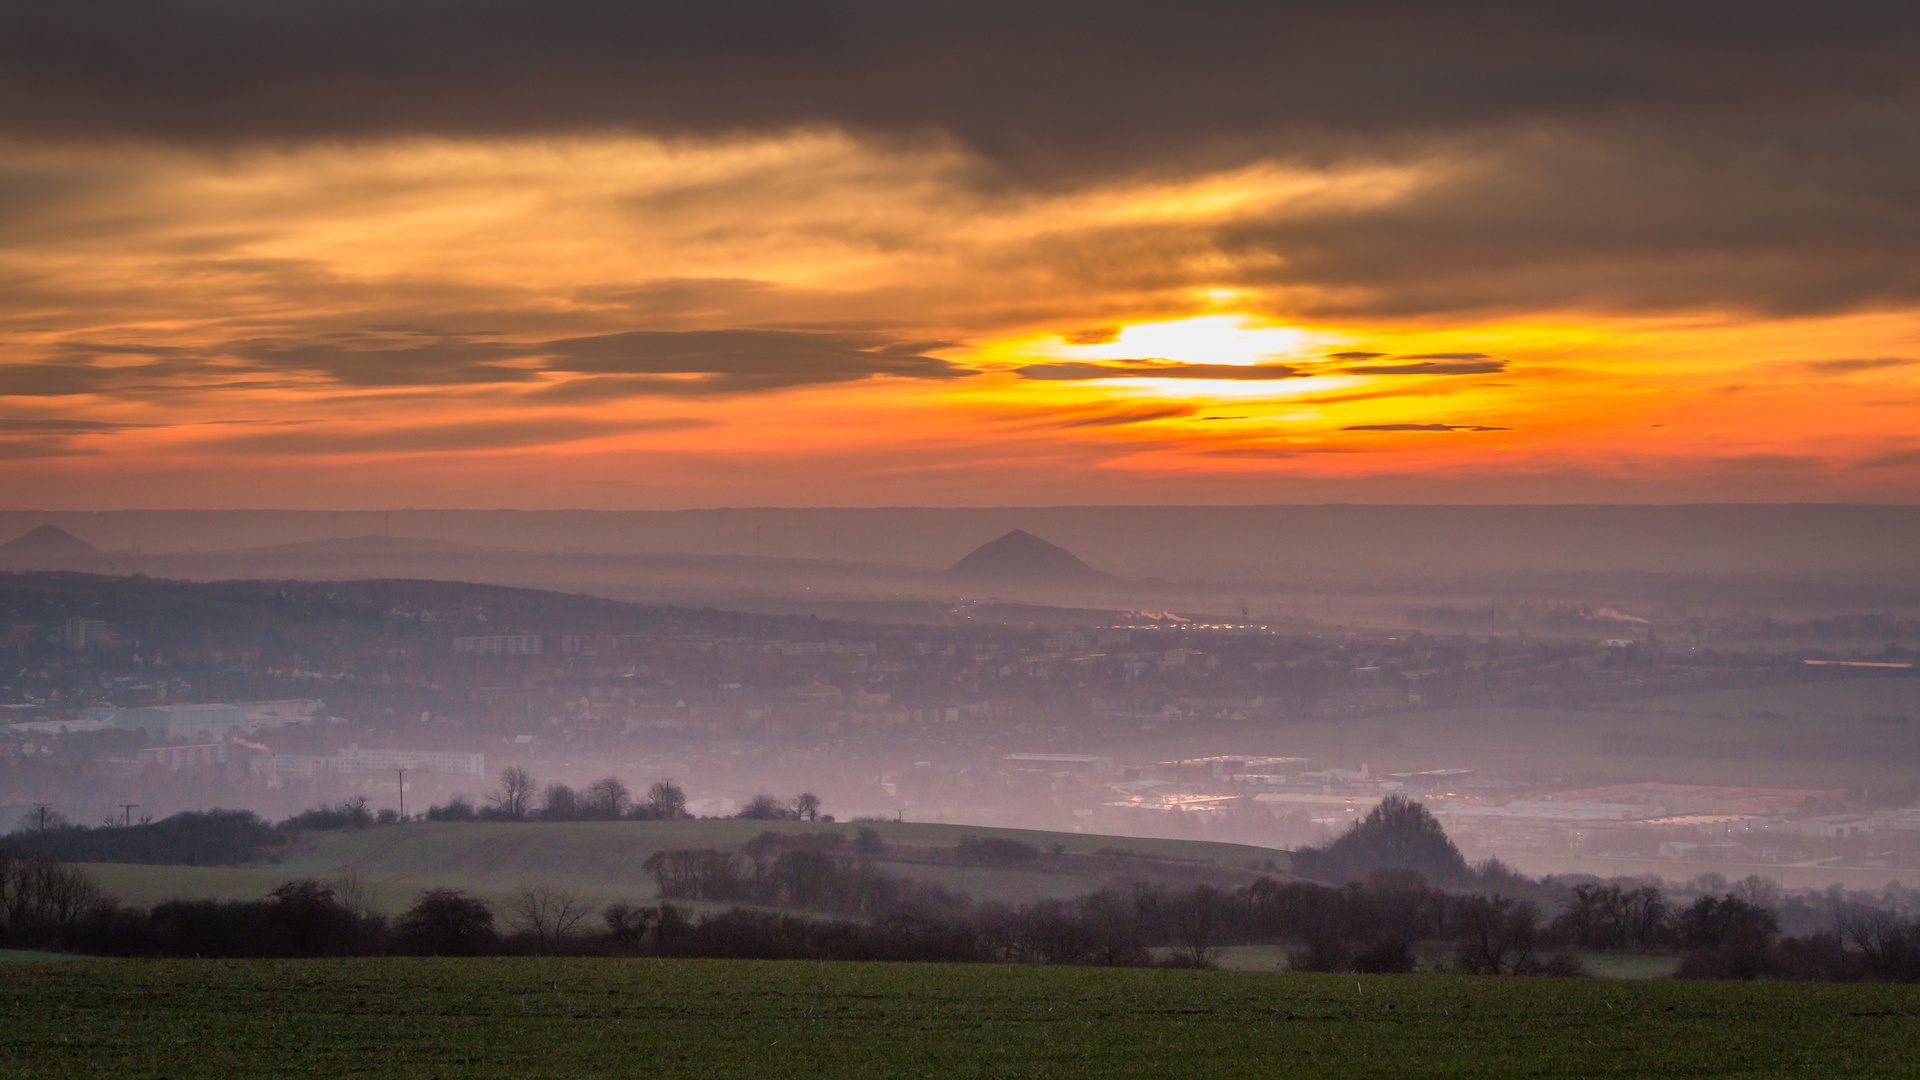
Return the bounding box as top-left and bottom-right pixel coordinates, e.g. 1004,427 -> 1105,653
79,819 -> 1288,914
1183,946 -> 1683,979
2,957 -> 1916,1078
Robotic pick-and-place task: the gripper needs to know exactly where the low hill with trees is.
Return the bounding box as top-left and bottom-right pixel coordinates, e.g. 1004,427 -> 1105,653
72,817 -> 1290,915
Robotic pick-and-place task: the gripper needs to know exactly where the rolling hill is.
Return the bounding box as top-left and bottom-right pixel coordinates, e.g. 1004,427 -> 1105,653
80,819 -> 1289,915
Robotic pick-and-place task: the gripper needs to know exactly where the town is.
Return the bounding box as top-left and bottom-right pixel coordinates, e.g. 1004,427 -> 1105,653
5,571 -> 1917,889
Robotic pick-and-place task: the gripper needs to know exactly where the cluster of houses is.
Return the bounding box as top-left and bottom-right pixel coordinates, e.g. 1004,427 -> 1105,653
3,700 -> 486,786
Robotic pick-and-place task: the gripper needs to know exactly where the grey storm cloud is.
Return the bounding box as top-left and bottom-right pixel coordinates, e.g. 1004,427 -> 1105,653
1801,357 -> 1917,374
535,329 -> 968,396
1048,405 -> 1198,428
543,329 -> 963,378
1343,423 -> 1511,432
198,416 -> 708,455
222,337 -> 542,388
1344,355 -> 1509,376
1015,361 -> 1300,381
0,439 -> 98,460
2,2 -> 1917,318
11,328 -> 971,400
0,356 -> 225,398
1858,447 -> 1920,469
0,418 -> 145,433
3,3 -> 1912,170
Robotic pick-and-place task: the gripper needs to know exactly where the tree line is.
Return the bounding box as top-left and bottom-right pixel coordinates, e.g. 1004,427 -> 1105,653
9,794 -> 1920,980
423,767 -> 826,824
1,768 -> 830,867
7,855 -> 1920,980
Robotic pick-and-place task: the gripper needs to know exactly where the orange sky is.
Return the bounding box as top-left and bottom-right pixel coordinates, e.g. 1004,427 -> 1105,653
2,132 -> 1917,507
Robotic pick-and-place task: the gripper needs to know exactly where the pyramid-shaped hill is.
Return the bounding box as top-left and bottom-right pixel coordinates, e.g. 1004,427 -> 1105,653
0,524 -> 99,557
946,530 -> 1119,587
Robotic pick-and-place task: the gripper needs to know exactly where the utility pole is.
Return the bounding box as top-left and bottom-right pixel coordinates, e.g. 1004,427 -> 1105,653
121,803 -> 138,828
397,768 -> 406,821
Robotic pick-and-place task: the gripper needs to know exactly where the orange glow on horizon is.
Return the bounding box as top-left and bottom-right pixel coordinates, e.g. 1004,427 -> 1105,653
1,134 -> 1917,507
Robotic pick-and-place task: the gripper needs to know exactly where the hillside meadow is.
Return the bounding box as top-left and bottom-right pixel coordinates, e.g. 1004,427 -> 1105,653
79,819 -> 1289,914
2,957 -> 1915,1079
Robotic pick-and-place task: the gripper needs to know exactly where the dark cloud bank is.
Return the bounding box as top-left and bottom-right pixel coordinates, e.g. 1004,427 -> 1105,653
2,2 -> 1917,318
17,330 -> 966,398
4,2 -> 1913,163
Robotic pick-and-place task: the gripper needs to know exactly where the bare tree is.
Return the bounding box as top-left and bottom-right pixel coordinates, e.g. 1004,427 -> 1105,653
0,859 -> 103,930
1454,894 -> 1542,975
582,776 -> 632,820
505,885 -> 593,948
794,792 -> 822,822
329,870 -> 382,920
541,783 -> 578,821
603,902 -> 657,949
645,780 -> 688,820
1171,885 -> 1225,968
489,766 -> 536,821
1834,903 -> 1920,980
17,806 -> 68,833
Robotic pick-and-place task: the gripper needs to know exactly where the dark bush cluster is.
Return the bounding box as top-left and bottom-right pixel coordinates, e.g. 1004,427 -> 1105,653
1290,795 -> 1472,885
1,808 -> 285,866
953,836 -> 1039,867
642,843 -> 971,921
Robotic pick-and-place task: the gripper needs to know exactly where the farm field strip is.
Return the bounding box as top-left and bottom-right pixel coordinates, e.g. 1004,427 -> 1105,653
2,957 -> 1916,1079
76,820 -> 1287,914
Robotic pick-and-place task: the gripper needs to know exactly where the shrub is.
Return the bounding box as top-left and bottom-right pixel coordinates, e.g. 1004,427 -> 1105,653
397,889 -> 496,956
426,797 -> 477,822
953,836 -> 1038,866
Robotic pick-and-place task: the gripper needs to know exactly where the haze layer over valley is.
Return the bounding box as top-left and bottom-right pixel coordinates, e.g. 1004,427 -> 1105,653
6,509 -> 1919,895
4,505 -> 1916,632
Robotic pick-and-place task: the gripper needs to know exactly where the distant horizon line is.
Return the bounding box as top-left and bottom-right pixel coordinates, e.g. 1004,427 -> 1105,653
5,502 -> 1920,513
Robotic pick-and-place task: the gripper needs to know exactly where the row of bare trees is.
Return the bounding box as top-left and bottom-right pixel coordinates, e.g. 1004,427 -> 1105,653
427,768 -> 691,822
735,792 -> 825,821
433,770 -> 825,825
0,854 -> 104,934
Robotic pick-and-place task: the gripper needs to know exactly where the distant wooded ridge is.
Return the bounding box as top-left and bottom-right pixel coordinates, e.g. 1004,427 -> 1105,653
3,505 -> 1918,580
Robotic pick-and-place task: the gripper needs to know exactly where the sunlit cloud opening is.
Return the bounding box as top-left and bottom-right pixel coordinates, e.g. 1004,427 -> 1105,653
1039,315 -> 1330,368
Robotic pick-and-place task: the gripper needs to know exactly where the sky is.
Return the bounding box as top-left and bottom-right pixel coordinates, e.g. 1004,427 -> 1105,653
2,1 -> 1919,508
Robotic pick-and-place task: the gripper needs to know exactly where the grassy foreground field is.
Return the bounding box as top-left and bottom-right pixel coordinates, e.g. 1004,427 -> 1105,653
2,958 -> 1916,1079
79,819 -> 1288,914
